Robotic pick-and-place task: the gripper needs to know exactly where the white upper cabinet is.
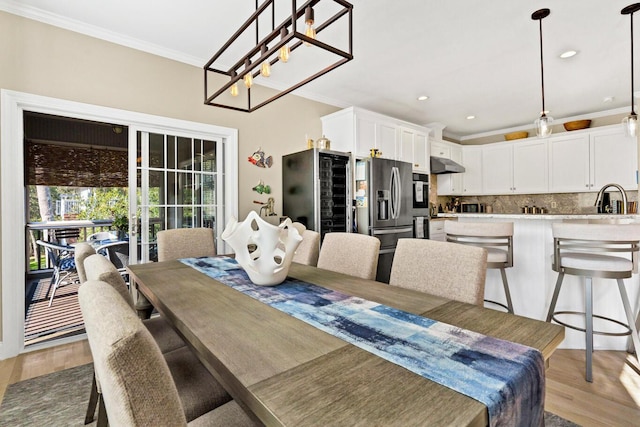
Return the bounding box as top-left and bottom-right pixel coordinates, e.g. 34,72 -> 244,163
548,133 -> 591,192
435,140 -> 463,195
321,107 -> 431,171
461,146 -> 482,195
590,127 -> 637,190
400,126 -> 429,172
482,139 -> 548,194
549,126 -> 637,193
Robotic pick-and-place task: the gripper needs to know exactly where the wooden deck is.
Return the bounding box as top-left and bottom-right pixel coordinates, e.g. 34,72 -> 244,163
25,274 -> 85,346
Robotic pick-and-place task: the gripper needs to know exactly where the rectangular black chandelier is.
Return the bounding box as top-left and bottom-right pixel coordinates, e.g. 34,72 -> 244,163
204,0 -> 353,112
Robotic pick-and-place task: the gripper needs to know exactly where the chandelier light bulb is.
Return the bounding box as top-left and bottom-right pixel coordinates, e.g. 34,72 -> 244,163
229,72 -> 239,97
260,45 -> 271,77
279,28 -> 290,62
243,59 -> 253,88
304,6 -> 316,46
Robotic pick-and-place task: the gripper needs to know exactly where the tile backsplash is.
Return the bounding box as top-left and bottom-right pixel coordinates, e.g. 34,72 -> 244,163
430,175 -> 638,214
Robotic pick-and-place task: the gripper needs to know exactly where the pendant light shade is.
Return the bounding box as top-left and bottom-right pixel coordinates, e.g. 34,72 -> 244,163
622,3 -> 640,137
531,8 -> 553,138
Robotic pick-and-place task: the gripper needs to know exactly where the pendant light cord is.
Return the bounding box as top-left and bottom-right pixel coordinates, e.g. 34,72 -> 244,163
631,10 -> 636,115
539,17 -> 546,115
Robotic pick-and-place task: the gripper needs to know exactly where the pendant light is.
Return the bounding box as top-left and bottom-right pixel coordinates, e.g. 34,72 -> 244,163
204,0 -> 353,113
622,3 -> 640,137
531,9 -> 553,138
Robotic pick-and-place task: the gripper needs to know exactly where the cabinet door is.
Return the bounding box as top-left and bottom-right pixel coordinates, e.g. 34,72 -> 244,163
548,134 -> 590,192
413,132 -> 429,173
430,141 -> 450,159
376,122 -> 397,159
591,128 -> 638,190
482,144 -> 513,194
437,145 -> 463,195
399,128 -> 415,165
462,146 -> 482,194
355,115 -> 377,158
513,140 -> 548,193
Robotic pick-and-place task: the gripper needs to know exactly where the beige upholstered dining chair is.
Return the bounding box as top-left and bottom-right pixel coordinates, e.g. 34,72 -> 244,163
316,232 -> 381,280
84,254 -> 230,424
389,238 -> 488,306
444,220 -> 515,313
293,230 -> 321,266
157,227 -> 216,261
79,280 -> 258,427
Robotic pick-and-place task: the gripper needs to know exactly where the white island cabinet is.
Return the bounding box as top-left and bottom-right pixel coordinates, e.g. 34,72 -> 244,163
438,213 -> 640,351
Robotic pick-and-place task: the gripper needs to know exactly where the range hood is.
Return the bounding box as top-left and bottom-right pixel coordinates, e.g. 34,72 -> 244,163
430,156 -> 465,174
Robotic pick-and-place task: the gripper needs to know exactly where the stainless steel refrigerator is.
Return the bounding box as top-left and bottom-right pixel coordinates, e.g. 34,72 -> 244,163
355,157 -> 414,283
282,149 -> 352,240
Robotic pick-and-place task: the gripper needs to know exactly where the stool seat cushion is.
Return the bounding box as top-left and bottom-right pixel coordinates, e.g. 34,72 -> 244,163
560,252 -> 633,273
486,247 -> 508,264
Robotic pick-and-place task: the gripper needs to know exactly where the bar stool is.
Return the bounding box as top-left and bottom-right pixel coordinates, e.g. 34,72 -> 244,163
444,221 -> 514,313
547,222 -> 640,382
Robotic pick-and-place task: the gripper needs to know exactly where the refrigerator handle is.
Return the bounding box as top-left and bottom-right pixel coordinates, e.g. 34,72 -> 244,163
389,168 -> 396,219
395,167 -> 402,220
390,166 -> 401,220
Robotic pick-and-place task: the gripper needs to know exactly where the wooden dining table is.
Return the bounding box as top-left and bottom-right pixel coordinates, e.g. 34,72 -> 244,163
127,259 -> 565,427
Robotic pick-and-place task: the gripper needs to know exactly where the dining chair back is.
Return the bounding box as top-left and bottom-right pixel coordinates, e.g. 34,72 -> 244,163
389,238 -> 488,306
35,239 -> 77,307
444,220 -> 515,313
157,227 -> 216,261
74,242 -> 96,283
293,230 -> 321,266
316,232 -> 381,280
79,280 -> 255,427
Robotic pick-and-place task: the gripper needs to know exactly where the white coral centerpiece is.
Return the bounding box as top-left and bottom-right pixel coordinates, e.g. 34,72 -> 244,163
221,211 -> 302,286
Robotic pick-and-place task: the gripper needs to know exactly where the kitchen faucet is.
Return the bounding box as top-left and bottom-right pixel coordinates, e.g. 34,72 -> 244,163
594,183 -> 628,214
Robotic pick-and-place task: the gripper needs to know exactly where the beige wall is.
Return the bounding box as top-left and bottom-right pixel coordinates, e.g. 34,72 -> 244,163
0,11 -> 340,338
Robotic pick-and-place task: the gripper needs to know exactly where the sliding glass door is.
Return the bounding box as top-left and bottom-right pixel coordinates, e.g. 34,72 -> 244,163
130,130 -> 226,263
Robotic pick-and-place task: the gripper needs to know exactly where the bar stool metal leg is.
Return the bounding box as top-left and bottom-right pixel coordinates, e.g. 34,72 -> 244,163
585,277 -> 593,382
617,278 -> 640,371
500,268 -> 514,314
546,273 -> 564,322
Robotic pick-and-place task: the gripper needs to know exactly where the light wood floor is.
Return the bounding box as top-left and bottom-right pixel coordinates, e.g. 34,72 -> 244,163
0,341 -> 638,426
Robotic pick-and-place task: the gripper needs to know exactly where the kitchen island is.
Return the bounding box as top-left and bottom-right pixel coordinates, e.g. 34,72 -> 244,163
437,213 -> 640,350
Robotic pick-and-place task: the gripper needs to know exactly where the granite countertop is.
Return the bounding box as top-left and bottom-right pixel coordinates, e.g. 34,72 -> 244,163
436,213 -> 640,221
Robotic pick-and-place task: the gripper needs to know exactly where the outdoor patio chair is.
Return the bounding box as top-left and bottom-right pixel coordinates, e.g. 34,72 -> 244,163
35,239 -> 78,307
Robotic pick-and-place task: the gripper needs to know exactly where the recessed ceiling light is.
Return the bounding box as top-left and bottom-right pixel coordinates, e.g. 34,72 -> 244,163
603,96 -> 614,103
559,50 -> 578,59
466,115 -> 476,120
417,95 -> 429,101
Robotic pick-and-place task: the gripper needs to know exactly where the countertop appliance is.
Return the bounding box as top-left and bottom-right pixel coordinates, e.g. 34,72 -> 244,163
355,157 -> 413,283
282,149 -> 352,240
461,203 -> 485,213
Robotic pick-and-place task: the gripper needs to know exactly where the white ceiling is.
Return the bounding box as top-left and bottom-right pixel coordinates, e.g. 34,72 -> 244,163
3,0 -> 639,140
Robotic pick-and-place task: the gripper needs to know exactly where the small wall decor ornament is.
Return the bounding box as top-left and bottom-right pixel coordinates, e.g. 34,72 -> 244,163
252,180 -> 271,194
248,148 -> 273,168
221,211 -> 302,286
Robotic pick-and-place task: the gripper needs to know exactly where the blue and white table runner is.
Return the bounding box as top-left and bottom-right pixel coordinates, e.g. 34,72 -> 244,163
180,256 -> 545,427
